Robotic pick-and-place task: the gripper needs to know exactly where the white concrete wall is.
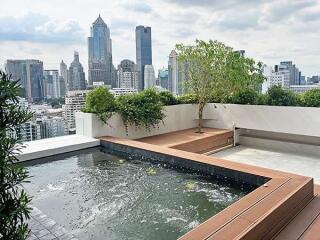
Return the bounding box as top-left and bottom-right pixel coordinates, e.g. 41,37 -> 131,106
204,103 -> 320,138
76,103 -> 320,139
76,104 -> 199,139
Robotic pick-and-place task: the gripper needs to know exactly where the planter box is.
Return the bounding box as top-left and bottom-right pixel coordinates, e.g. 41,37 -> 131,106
75,104 -> 199,139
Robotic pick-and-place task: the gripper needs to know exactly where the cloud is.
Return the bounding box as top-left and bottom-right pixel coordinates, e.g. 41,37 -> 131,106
118,2 -> 152,13
0,12 -> 85,44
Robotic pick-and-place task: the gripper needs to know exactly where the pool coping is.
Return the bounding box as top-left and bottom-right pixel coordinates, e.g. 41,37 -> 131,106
99,136 -> 314,240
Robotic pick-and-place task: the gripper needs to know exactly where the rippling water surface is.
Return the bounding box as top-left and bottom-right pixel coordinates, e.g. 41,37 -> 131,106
25,148 -> 249,240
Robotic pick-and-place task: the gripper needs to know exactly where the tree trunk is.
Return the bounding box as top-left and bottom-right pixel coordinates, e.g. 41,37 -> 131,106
197,102 -> 205,133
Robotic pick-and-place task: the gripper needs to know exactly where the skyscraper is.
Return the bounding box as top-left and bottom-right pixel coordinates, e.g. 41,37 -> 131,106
60,60 -> 68,90
68,52 -> 86,91
117,59 -> 139,89
5,59 -> 44,102
168,50 -> 187,95
88,15 -> 114,87
135,26 -> 152,90
43,70 -> 60,99
144,65 -> 156,89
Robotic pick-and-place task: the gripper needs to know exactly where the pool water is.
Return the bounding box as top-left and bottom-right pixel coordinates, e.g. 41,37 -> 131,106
24,148 -> 248,240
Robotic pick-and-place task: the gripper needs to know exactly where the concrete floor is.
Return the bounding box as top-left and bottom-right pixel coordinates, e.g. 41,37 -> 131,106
211,146 -> 320,183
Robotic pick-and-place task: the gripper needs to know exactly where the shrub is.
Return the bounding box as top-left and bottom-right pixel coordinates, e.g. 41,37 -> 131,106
232,89 -> 258,105
176,94 -> 198,104
0,71 -> 33,239
266,85 -> 297,106
84,87 -> 116,123
117,88 -> 165,133
301,89 -> 320,107
257,93 -> 267,105
158,91 -> 178,106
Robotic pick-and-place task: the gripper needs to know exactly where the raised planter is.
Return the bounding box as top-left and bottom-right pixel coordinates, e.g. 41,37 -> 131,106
75,104 -> 199,139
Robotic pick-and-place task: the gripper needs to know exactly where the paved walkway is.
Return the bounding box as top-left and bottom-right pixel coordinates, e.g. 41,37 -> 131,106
27,206 -> 77,240
212,145 -> 320,183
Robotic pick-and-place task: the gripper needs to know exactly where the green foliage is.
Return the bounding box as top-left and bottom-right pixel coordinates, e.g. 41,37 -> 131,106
176,39 -> 265,132
117,88 -> 165,133
158,91 -> 178,106
266,85 -> 297,106
232,89 -> 258,105
301,89 -> 320,107
176,94 -> 198,104
257,93 -> 267,105
84,87 -> 116,123
0,70 -> 33,240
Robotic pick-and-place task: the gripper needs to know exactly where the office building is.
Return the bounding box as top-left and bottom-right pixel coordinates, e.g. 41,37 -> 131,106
5,59 -> 44,102
43,70 -> 60,99
88,15 -> 115,87
117,59 -> 139,89
110,88 -> 138,97
135,26 -> 152,90
68,52 -> 86,91
275,61 -> 300,85
60,60 -> 68,91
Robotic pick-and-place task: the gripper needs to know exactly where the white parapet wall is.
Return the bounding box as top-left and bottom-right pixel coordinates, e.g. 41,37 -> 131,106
203,103 -> 320,138
75,104 -> 199,139
76,103 -> 320,141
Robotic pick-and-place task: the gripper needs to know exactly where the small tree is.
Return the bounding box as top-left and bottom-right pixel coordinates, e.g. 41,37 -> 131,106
301,88 -> 320,107
0,71 -> 33,239
176,40 -> 265,133
84,86 -> 116,123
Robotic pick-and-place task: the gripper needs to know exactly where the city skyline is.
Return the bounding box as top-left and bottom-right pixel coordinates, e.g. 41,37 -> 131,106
1,0 -> 320,76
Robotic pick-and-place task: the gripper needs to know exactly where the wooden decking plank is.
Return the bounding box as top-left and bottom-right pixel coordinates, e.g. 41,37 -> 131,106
274,196 -> 320,239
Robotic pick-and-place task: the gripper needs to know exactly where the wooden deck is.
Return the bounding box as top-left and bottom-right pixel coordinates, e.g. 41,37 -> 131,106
99,128 -> 320,240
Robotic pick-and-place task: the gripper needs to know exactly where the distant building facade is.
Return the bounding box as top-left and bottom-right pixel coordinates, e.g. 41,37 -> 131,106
144,65 -> 156,89
110,88 -> 138,97
5,59 -> 44,102
168,50 -> 187,95
62,90 -> 88,130
136,26 -> 152,90
43,70 -> 60,99
158,68 -> 169,90
289,85 -> 320,94
60,60 -> 68,91
117,59 -> 139,89
68,52 -> 86,91
275,61 -> 301,85
88,15 -> 115,87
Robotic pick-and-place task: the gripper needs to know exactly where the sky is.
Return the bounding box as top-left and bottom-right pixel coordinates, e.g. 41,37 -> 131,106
0,0 -> 320,76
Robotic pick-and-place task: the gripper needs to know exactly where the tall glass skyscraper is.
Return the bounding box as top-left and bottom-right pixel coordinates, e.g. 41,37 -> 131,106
88,15 -> 114,87
135,26 -> 152,90
68,52 -> 86,91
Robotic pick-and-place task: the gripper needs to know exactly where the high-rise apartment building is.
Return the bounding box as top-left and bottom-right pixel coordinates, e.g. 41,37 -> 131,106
144,65 -> 156,89
43,70 -> 60,99
68,52 -> 86,91
135,26 -> 152,90
5,59 -> 44,102
88,15 -> 115,87
117,59 -> 139,89
62,90 -> 89,131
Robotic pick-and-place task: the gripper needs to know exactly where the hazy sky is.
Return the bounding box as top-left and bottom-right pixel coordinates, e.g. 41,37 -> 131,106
1,0 -> 320,76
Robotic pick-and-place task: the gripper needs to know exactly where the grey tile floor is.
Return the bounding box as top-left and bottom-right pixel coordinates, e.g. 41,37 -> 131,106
27,206 -> 78,240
